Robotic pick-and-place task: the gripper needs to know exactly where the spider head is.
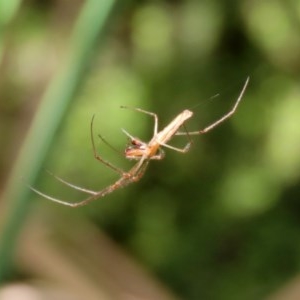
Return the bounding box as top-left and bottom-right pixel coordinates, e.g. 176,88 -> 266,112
125,138 -> 147,160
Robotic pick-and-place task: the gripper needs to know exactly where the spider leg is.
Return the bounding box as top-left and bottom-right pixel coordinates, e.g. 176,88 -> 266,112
176,77 -> 249,135
121,128 -> 140,142
46,170 -> 98,194
132,159 -> 149,181
29,158 -> 149,208
150,148 -> 165,160
97,134 -> 123,156
120,106 -> 159,136
159,124 -> 192,153
27,183 -> 98,206
91,115 -> 127,175
160,141 -> 191,153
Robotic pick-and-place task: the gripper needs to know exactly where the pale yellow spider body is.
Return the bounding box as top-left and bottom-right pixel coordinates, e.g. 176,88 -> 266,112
28,78 -> 249,207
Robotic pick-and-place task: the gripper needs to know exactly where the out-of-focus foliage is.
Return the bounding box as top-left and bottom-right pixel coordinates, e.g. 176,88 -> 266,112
1,0 -> 300,300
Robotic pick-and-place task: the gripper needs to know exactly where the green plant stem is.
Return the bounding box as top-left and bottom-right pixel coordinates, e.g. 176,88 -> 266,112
0,0 -> 116,281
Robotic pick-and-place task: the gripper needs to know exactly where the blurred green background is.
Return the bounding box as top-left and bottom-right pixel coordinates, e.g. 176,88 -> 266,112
1,0 -> 300,299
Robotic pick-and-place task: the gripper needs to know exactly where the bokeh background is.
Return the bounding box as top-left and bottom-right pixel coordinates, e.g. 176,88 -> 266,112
1,0 -> 300,299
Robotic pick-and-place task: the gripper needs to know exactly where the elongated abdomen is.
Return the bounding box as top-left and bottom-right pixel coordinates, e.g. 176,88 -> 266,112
154,109 -> 193,145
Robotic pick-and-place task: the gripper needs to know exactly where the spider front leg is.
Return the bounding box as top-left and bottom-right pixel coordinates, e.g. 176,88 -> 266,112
67,159 -> 151,207
26,180 -> 99,208
28,159 -> 150,208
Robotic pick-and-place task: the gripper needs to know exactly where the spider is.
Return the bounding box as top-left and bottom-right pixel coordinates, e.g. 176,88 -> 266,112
28,78 -> 249,207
